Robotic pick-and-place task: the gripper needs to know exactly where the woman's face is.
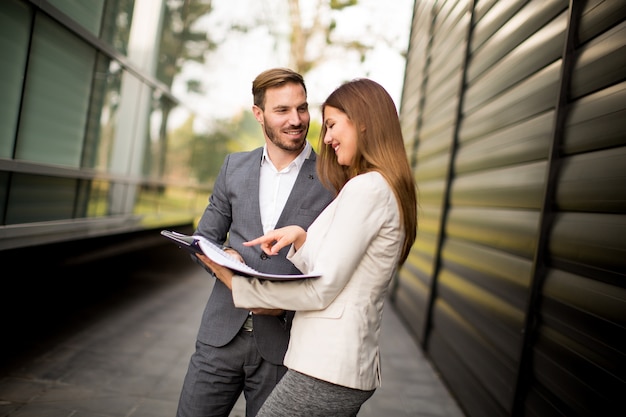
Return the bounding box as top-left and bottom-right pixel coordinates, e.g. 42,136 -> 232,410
323,106 -> 358,166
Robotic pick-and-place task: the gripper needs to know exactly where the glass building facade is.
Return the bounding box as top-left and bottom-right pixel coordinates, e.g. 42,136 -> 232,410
0,0 -> 213,250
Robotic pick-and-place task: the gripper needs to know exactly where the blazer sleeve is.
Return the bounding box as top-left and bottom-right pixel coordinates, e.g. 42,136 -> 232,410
195,153 -> 233,245
231,172 -> 399,311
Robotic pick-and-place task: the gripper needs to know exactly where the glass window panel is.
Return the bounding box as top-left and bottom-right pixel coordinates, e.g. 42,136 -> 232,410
0,0 -> 31,158
124,0 -> 164,74
162,104 -> 189,182
87,179 -> 112,217
134,184 -> 160,218
74,178 -> 90,218
16,14 -> 95,167
109,182 -> 134,215
142,90 -> 169,180
0,171 -> 8,224
6,173 -> 77,224
109,71 -> 149,176
100,0 -> 135,55
83,54 -> 124,172
46,0 -> 105,37
140,185 -> 201,228
156,1 -> 213,89
75,178 -> 110,218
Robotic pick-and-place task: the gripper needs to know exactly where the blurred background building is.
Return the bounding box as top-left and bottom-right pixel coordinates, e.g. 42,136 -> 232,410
1,0 -> 214,253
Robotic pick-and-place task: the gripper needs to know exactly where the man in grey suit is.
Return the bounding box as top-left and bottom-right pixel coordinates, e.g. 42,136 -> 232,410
176,68 -> 334,417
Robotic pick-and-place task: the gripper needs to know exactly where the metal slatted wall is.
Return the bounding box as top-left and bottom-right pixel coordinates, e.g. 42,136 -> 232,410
394,1 -> 626,416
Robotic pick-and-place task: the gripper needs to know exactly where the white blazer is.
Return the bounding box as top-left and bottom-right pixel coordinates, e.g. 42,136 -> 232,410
231,171 -> 404,390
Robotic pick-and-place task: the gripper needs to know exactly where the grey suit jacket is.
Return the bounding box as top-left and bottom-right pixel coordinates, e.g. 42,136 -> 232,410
194,147 -> 334,365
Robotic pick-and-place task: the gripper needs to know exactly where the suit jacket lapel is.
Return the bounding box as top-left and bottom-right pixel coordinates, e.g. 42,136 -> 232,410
243,148 -> 265,236
275,154 -> 318,228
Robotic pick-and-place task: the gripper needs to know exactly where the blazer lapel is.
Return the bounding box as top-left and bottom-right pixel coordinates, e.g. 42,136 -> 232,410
275,154 -> 318,227
243,149 -> 265,236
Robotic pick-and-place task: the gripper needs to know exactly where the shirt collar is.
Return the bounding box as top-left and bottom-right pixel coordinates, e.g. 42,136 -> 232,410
261,141 -> 312,171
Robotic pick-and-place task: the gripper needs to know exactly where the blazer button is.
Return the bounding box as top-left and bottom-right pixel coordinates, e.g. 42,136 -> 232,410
260,253 -> 269,260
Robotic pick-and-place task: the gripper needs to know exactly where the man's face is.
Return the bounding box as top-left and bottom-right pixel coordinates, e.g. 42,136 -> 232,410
253,82 -> 310,152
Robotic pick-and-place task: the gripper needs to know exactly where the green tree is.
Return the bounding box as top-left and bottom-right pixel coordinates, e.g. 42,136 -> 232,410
180,0 -> 408,181
190,111 -> 261,183
286,0 -> 366,74
157,0 -> 216,90
154,0 -> 215,182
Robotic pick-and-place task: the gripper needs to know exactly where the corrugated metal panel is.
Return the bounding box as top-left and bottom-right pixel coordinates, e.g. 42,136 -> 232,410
525,1 -> 626,415
399,0 -> 430,156
395,0 -> 625,416
396,0 -> 454,341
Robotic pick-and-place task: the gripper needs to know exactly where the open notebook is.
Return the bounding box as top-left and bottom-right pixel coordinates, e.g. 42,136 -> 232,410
161,230 -> 320,281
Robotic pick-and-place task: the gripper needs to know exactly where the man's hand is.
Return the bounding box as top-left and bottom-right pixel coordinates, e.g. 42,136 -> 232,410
222,247 -> 244,263
198,249 -> 287,317
197,254 -> 234,289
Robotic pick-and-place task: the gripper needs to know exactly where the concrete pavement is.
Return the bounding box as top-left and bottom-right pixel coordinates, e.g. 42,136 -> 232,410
0,246 -> 465,417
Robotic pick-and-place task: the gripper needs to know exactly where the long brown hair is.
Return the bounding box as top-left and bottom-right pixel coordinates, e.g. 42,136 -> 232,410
317,78 -> 417,264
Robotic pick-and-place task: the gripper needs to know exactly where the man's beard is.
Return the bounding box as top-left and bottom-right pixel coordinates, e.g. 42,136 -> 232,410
264,122 -> 308,152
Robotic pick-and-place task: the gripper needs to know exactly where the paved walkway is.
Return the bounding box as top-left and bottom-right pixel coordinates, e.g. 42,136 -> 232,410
0,246 -> 465,417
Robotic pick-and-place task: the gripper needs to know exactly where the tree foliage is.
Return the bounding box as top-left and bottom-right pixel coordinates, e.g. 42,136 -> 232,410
158,0 -> 408,183
157,0 -> 216,91
286,0 -> 366,74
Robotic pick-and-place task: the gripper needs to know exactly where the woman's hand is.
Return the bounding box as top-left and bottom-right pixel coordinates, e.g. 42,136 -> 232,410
243,225 -> 307,255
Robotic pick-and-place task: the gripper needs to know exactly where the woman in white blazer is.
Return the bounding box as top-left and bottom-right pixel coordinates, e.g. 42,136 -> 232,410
201,78 -> 418,417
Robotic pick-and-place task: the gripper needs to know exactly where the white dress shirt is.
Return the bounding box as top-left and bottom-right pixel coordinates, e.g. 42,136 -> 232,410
259,142 -> 312,233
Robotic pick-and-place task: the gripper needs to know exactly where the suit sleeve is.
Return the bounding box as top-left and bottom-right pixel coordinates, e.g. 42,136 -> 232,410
195,154 -> 232,245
